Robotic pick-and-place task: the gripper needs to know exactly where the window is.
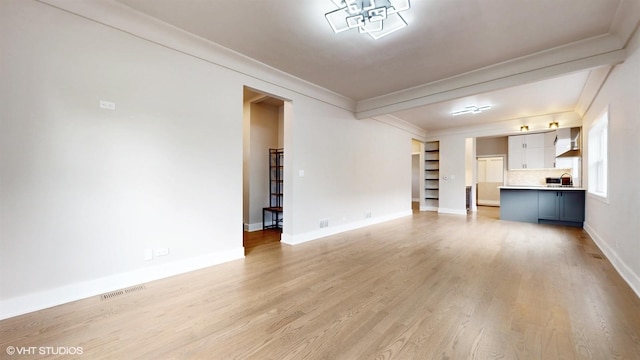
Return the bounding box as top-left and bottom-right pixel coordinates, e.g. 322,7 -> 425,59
588,109 -> 608,198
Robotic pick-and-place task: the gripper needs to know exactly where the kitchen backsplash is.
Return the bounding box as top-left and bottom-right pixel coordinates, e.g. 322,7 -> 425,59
507,168 -> 574,186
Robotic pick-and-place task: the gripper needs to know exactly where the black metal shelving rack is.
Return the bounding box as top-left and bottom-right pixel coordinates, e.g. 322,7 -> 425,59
262,148 -> 283,230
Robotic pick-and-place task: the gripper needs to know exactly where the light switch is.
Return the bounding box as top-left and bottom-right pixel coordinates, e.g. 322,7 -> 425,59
299,170 -> 305,177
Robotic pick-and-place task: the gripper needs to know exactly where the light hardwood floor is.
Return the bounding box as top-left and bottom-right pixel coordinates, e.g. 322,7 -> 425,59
243,228 -> 281,255
2,207 -> 640,359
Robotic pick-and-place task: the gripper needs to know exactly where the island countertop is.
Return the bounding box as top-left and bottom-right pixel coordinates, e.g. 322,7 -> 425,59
499,186 -> 586,191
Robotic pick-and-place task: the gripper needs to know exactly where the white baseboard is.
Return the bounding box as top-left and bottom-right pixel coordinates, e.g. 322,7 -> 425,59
243,222 -> 263,232
419,206 -> 468,215
584,223 -> 640,300
420,206 -> 438,212
0,247 -> 244,320
477,200 -> 500,206
282,210 -> 412,246
438,208 -> 468,215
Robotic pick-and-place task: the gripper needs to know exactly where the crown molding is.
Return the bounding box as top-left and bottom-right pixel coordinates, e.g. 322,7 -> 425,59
610,0 -> 640,47
370,115 -> 427,139
36,0 -> 356,112
575,66 -> 614,118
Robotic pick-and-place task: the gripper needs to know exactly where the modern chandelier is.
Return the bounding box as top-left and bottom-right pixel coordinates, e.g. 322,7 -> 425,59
325,0 -> 411,40
451,105 -> 492,116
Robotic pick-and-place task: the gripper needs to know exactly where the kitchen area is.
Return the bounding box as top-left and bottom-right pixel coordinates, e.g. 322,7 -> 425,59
480,127 -> 586,227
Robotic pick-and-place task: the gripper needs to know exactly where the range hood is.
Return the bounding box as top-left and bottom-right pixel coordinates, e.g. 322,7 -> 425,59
555,127 -> 581,158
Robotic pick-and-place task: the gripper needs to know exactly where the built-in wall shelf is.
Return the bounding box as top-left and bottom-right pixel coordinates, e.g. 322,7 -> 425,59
424,141 -> 440,210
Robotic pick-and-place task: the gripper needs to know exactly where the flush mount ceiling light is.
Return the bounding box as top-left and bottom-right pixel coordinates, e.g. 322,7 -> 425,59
325,0 -> 411,40
520,125 -> 530,132
451,105 -> 492,116
549,121 -> 559,129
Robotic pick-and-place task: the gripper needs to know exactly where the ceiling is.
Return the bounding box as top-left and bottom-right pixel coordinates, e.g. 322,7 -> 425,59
391,71 -> 590,132
113,0 -> 638,133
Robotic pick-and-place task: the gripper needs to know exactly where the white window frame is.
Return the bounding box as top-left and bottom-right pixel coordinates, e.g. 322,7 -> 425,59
588,107 -> 608,201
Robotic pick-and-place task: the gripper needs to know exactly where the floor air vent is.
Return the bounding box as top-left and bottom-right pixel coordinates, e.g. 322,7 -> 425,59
100,285 -> 146,301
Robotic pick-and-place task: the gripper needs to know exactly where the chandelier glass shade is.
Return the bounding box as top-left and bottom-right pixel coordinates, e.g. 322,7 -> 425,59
325,0 -> 411,40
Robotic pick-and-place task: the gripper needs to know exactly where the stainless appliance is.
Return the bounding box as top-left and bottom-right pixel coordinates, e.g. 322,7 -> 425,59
546,177 -> 561,186
546,175 -> 573,187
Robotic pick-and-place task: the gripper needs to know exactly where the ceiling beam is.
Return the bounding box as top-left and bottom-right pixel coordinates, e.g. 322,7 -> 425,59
574,66 -> 613,118
355,35 -> 628,119
423,111 -> 583,140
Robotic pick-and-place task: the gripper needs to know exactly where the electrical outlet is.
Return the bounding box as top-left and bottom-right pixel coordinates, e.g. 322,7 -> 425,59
319,219 -> 329,228
99,100 -> 116,110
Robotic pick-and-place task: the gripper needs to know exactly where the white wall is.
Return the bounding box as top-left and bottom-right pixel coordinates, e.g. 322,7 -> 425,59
0,0 -> 246,317
583,29 -> 640,297
283,100 -> 413,244
434,135 -> 468,215
477,136 -> 508,156
465,137 -> 477,212
465,138 -> 474,187
0,0 -> 415,318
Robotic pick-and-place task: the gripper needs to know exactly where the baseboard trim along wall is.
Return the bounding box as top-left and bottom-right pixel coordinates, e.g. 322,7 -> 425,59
0,247 -> 245,320
477,200 -> 500,206
282,210 -> 413,246
437,208 -> 468,216
244,222 -> 264,232
584,223 -> 640,300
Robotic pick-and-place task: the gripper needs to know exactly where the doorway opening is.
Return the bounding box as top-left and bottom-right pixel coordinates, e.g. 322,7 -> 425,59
242,87 -> 288,253
474,135 -> 508,210
477,156 -> 505,207
411,139 -> 423,213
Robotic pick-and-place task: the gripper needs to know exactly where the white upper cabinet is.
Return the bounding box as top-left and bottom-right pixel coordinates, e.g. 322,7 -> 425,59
508,133 -> 547,169
544,131 -> 557,168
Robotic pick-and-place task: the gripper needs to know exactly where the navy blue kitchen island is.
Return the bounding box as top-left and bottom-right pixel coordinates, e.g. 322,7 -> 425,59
500,186 -> 586,227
